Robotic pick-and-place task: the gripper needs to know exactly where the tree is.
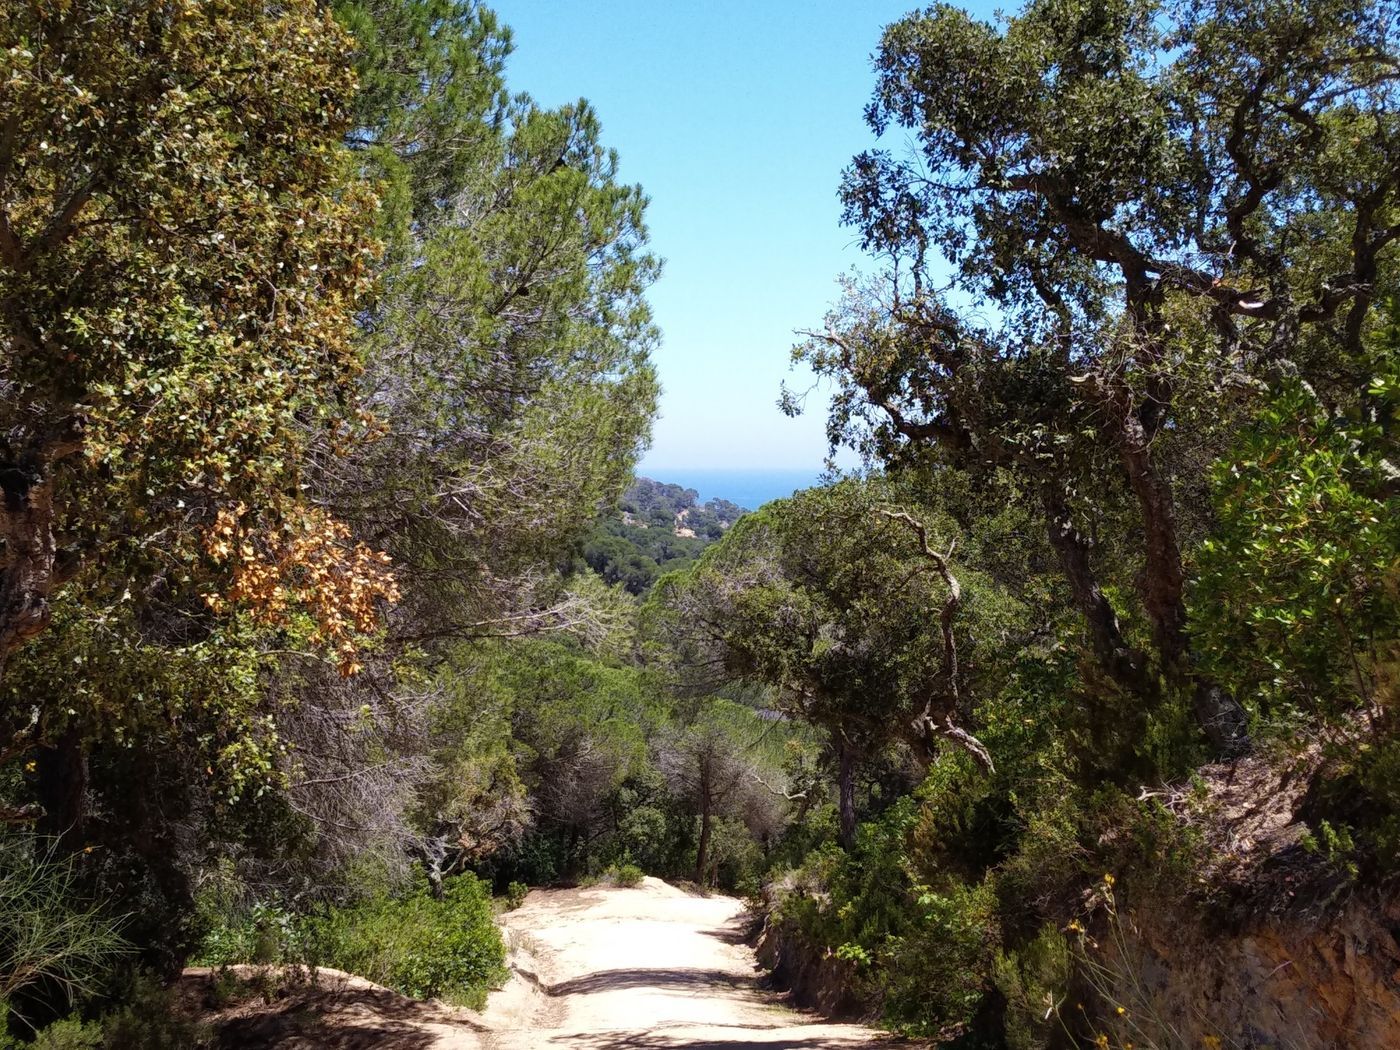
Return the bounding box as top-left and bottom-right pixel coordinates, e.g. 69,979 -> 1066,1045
0,0 -> 380,672
257,0 -> 663,879
322,0 -> 660,649
651,481 -> 1003,848
796,0 -> 1400,754
658,700 -> 770,885
0,0 -> 664,1004
0,0 -> 397,862
508,643 -> 658,874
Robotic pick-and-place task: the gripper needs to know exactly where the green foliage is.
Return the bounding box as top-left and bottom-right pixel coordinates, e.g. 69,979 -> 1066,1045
5,2 -> 1400,1048
0,0 -> 676,1042
603,864 -> 645,888
582,476 -> 747,595
0,0 -> 379,658
753,3 -> 1400,1039
302,875 -> 505,1008
96,977 -> 209,1050
0,977 -> 210,1050
584,519 -> 710,595
192,901 -> 300,969
1193,331 -> 1400,868
1194,371 -> 1400,726
993,923 -> 1071,1050
196,869 -> 506,1009
613,801 -> 676,874
654,480 -> 974,746
27,1018 -> 102,1050
503,882 -> 528,911
769,801 -> 998,1039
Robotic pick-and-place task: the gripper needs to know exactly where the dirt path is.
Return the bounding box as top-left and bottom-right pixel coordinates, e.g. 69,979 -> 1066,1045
478,876 -> 902,1049
181,878 -> 907,1048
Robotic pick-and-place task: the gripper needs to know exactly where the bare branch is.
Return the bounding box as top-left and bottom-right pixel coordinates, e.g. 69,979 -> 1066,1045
750,770 -> 808,802
879,509 -> 993,774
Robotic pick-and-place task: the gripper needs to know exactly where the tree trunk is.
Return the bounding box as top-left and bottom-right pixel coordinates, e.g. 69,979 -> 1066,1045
1112,405 -> 1250,754
694,798 -> 712,884
0,421 -> 83,678
419,834 -> 449,900
1115,411 -> 1189,666
1040,486 -> 1155,701
836,740 -> 857,851
1192,678 -> 1251,756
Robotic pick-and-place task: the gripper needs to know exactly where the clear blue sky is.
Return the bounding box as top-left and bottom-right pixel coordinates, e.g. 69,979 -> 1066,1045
497,1 -> 993,472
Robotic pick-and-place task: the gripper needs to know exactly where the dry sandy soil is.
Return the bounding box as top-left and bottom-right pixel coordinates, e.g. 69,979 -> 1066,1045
183,877 -> 906,1049
481,876 -> 898,1049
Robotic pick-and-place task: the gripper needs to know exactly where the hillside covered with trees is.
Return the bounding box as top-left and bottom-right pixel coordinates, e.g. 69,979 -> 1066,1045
2,0 -> 1399,1048
582,477 -> 747,594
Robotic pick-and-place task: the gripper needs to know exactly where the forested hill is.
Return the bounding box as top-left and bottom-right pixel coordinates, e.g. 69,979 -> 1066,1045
583,477 -> 747,594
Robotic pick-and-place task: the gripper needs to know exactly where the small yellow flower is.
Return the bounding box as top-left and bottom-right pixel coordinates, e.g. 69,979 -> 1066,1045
1116,1005 -> 1127,1016
1094,1034 -> 1110,1050
1103,873 -> 1116,887
1203,1037 -> 1223,1050
1066,919 -> 1085,933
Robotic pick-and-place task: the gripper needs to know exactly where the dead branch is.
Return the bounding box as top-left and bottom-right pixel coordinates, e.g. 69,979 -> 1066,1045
750,770 -> 808,802
880,509 -> 994,774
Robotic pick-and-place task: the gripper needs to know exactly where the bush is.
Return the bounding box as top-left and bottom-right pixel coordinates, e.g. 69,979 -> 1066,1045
300,874 -> 506,1008
192,901 -> 298,967
99,977 -> 209,1050
28,1018 -> 102,1050
503,881 -> 529,911
0,978 -> 209,1050
602,863 -> 645,888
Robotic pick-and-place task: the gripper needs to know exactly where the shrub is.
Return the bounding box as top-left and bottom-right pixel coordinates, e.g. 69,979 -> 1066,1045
503,881 -> 529,911
992,922 -> 1071,1050
300,874 -> 506,1008
27,1018 -> 102,1050
602,863 -> 645,888
99,977 -> 209,1050
1194,374 -> 1400,731
192,901 -> 299,967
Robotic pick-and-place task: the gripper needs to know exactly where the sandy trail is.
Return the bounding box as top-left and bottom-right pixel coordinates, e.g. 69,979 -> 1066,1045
478,876 -> 899,1049
180,878 -> 906,1048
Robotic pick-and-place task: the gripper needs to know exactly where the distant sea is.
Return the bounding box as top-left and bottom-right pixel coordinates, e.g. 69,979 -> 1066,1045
645,467 -> 826,511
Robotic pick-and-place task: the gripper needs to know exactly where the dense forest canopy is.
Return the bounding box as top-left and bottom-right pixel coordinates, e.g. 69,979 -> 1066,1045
0,0 -> 1398,1047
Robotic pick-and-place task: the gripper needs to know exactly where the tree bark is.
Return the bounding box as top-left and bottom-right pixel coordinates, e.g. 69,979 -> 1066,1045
1111,399 -> 1250,754
694,785 -> 712,885
0,421 -> 82,677
1040,486 -> 1155,702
